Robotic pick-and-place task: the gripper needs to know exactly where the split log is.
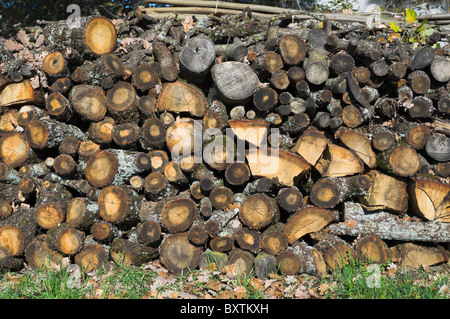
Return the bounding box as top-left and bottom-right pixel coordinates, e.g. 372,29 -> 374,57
291,126 -> 329,166
315,144 -> 364,178
387,243 -> 447,270
0,80 -> 39,107
335,127 -> 377,168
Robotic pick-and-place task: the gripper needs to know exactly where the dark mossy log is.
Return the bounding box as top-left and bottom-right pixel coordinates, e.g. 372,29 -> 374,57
330,51 -> 354,75
270,70 -> 290,91
179,35 -> 215,86
71,54 -> 124,86
425,133 -> 450,162
110,237 -> 158,267
188,218 -> 210,246
432,119 -> 450,137
53,154 -> 77,177
199,196 -> 213,218
191,163 -> 215,193
106,81 -> 139,123
315,144 -> 364,178
209,187 -> 234,211
205,208 -> 239,238
132,64 -> 159,92
407,70 -> 431,95
354,66 -> 371,84
16,105 -> 46,127
243,177 -> 275,196
254,252 -> 277,279
228,119 -> 270,148
246,148 -> 311,187
260,222 -> 288,256
325,77 -> 347,96
202,100 -> 228,133
430,57 -> 450,83
291,126 -> 329,166
24,234 -> 65,270
25,118 -> 85,150
137,94 -> 157,118
437,162 -> 450,178
128,220 -> 162,246
152,40 -> 179,82
360,86 -> 379,105
66,197 -> 99,231
283,206 -> 337,245
355,38 -> 382,61
253,87 -> 278,112
387,62 -> 407,82
408,178 -> 450,223
406,125 -> 431,150
0,206 -> 37,252
335,127 -> 377,168
103,150 -> 150,186
369,59 -> 389,77
90,220 -> 121,242
160,232 -> 203,274
0,200 -> 12,219
47,223 -> 85,256
50,77 -> 72,94
355,235 -> 388,264
310,175 -> 370,209
59,136 -> 80,156
0,248 -> 24,271
98,185 -> 143,226
224,162 -> 250,186
276,187 -> 303,213
342,105 -> 363,128
388,243 -> 447,270
239,193 -> 279,230
112,123 -> 140,149
374,97 -> 396,118
359,170 -> 408,213
69,85 -> 107,122
0,80 -> 40,107
83,150 -> 118,188
0,132 -> 32,168
371,125 -> 395,152
211,61 -> 259,106
157,80 -> 208,117
278,92 -> 293,106
408,95 -> 434,119
210,236 -> 234,253
278,34 -> 307,66
288,241 -> 327,277
42,51 -> 68,81
87,117 -> 114,146
327,202 -> 450,243
235,227 -> 261,254
226,249 -> 255,278
409,45 -> 435,71
311,112 -> 331,130
138,118 -> 166,152
144,172 -> 177,201
74,244 -> 108,271
344,72 -> 372,112
295,79 -> 310,98
303,49 -> 329,85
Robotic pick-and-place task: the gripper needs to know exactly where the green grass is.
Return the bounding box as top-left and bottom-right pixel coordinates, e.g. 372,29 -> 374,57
0,259 -> 448,299
321,260 -> 450,299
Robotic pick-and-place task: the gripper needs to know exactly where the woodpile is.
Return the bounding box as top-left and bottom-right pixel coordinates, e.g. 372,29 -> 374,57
0,4 -> 449,277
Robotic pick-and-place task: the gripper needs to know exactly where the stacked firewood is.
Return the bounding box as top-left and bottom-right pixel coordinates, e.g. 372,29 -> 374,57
0,6 -> 449,277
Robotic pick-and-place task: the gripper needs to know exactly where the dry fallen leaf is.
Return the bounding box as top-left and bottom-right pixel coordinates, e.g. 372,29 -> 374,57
17,30 -> 29,47
182,17 -> 195,33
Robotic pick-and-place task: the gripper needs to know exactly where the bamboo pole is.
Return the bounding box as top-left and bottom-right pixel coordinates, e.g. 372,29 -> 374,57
144,6 -> 272,17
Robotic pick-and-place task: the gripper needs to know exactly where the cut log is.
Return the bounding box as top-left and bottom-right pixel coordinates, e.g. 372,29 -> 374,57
53,154 -> 77,177
409,45 -> 435,71
429,57 -> 450,82
211,61 -> 259,105
408,178 -> 450,223
47,224 -> 85,256
224,162 -> 250,186
324,243 -> 356,271
387,243 -> 447,270
179,35 -> 215,87
315,144 -> 364,178
160,197 -> 197,233
228,119 -> 270,148
152,40 -> 179,82
110,237 -> 158,267
157,80 -> 208,117
303,49 -> 329,85
253,87 -> 278,112
66,197 -> 100,231
283,206 -> 336,244
74,244 -> 108,271
226,249 -> 255,278
106,81 -> 138,123
0,225 -> 25,257
235,227 -> 261,254
336,127 -> 377,168
276,250 -> 303,276
0,80 -> 37,107
84,16 -> 117,56
289,241 -> 327,277
278,34 -> 307,66
69,85 -> 107,122
112,123 -> 140,149
24,234 -> 66,270
425,133 -> 450,162
326,202 -> 450,243
407,125 -> 431,150
330,51 -> 355,74
159,232 -> 203,274
84,150 -> 119,188
239,193 -> 278,230
42,51 -> 67,80
291,126 -> 329,166
165,118 -> 198,157
90,221 -> 121,242
0,132 -> 31,168
97,185 -> 143,225
355,235 -> 388,264
35,202 -> 66,229
246,148 -> 311,186
260,223 -> 288,256
209,187 -> 234,210
276,186 -> 303,213
132,64 -> 159,91
72,54 -> 124,86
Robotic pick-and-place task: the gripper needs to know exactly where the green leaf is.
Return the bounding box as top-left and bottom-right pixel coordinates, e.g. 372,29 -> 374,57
390,21 -> 402,33
405,8 -> 417,23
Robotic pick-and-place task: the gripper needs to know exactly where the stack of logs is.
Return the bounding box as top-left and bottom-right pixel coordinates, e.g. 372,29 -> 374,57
0,9 -> 449,277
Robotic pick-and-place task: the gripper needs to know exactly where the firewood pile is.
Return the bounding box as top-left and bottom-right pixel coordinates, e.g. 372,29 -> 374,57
0,3 -> 449,277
